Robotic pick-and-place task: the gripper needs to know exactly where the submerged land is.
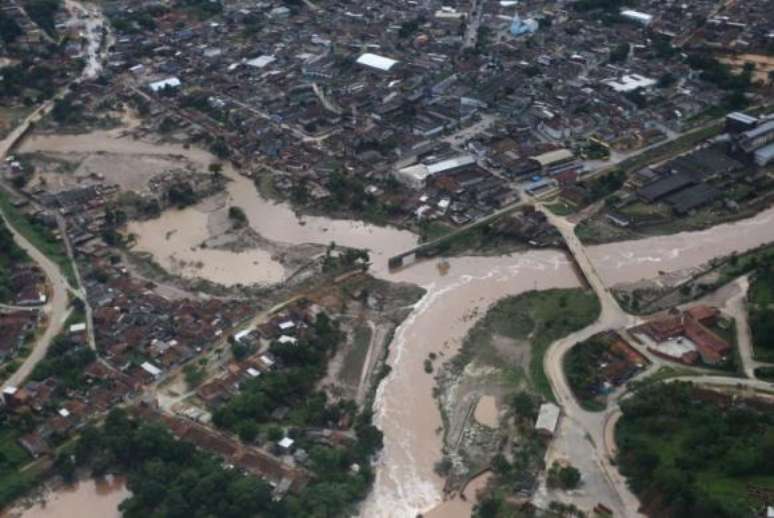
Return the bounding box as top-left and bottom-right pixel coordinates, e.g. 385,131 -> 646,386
1,0 -> 774,518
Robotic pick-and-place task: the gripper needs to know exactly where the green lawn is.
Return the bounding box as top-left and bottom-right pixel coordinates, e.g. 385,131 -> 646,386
545,201 -> 576,217
453,288 -> 601,401
0,190 -> 77,287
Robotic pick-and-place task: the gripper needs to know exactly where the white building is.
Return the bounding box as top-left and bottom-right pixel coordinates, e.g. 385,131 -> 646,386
141,361 -> 163,378
356,53 -> 399,72
620,9 -> 653,26
604,74 -> 656,92
535,402 -> 561,436
394,155 -> 477,190
148,77 -> 181,92
246,55 -> 276,68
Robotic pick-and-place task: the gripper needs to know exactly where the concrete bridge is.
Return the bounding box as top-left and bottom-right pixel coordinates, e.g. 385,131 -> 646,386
388,200 -> 527,270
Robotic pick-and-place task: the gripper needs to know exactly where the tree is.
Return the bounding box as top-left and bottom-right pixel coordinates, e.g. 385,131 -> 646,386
609,43 -> 630,63
548,461 -> 582,489
228,206 -> 247,227
510,391 -> 538,420
0,13 -> 23,45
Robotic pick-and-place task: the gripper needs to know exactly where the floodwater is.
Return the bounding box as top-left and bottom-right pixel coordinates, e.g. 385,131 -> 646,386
18,131 -> 417,283
587,205 -> 774,286
127,208 -> 285,287
14,477 -> 129,518
473,395 -> 498,428
17,128 -> 774,518
360,252 -> 580,517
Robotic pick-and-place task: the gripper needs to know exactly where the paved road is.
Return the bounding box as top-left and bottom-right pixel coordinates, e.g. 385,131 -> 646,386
0,207 -> 72,390
538,204 -> 774,517
721,275 -> 774,378
0,0 -> 109,388
538,206 -> 645,517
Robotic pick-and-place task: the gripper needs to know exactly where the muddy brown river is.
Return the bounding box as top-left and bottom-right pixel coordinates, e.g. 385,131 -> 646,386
17,129 -> 774,517
7,477 -> 129,518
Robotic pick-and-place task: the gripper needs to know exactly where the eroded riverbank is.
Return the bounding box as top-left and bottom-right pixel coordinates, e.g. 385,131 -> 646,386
18,130 -> 418,286
16,127 -> 774,518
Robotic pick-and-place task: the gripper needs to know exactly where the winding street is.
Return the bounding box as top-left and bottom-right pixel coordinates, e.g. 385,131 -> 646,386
537,204 -> 774,517
0,0 -> 109,389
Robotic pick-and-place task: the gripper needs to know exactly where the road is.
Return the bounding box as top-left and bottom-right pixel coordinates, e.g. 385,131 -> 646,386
0,0 -> 109,388
721,276 -> 773,378
537,206 -> 645,517
537,202 -> 774,517
0,207 -> 72,390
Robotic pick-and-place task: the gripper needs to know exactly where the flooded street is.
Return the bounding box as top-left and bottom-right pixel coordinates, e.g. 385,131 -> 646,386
18,131 -> 417,283
361,252 -> 580,517
16,129 -> 774,517
588,206 -> 774,286
11,477 -> 129,518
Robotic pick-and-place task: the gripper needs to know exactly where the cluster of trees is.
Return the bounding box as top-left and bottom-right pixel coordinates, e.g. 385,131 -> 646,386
167,182 -> 198,208
108,5 -> 164,35
609,42 -> 630,64
617,382 -> 774,517
0,12 -> 24,45
581,168 -> 626,203
0,62 -> 56,100
321,243 -> 370,274
64,409 -> 280,517
546,461 -> 581,490
51,95 -> 84,125
30,334 -> 96,389
213,314 -> 343,434
0,221 -> 28,303
178,0 -> 223,19
23,0 -> 62,36
211,313 -> 385,515
564,337 -> 608,408
686,54 -> 752,110
749,258 -> 774,359
397,16 -> 426,39
572,0 -> 625,12
228,206 -> 248,227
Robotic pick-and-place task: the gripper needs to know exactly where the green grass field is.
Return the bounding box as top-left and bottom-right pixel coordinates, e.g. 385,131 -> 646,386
454,288 -> 601,400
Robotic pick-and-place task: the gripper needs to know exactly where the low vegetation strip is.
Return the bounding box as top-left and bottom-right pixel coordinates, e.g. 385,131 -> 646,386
616,382 -> 774,518
748,259 -> 774,362
452,288 -> 601,401
0,190 -> 76,287
0,216 -> 30,303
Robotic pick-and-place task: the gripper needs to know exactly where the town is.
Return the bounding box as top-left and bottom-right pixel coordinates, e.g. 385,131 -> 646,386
0,0 -> 774,518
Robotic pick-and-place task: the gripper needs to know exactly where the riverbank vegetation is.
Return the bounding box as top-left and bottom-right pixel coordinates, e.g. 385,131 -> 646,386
436,289 -> 600,500
615,243 -> 774,316
451,288 -> 601,400
211,312 -> 385,516
0,216 -> 30,303
616,382 -> 774,518
0,191 -> 76,287
0,422 -> 41,509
